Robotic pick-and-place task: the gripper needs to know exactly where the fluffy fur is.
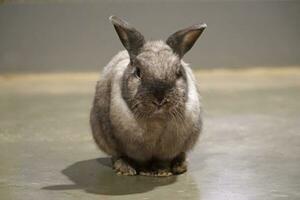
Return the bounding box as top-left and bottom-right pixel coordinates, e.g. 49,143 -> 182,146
90,16 -> 206,176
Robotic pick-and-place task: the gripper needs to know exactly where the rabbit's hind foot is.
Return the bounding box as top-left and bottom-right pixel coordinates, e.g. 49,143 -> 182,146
112,157 -> 137,176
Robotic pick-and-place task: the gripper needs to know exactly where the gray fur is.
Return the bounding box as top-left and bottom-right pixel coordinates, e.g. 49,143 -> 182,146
90,16 -> 206,175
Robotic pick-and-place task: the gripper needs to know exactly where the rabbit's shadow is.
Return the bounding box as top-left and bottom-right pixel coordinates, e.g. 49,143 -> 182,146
42,157 -> 177,195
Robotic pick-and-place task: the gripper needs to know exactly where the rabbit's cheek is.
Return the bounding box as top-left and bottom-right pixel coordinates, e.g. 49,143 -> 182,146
127,80 -> 140,97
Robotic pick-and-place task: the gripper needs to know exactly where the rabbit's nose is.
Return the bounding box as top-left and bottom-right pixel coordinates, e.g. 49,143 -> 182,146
153,91 -> 171,107
152,99 -> 166,107
152,88 -> 167,105
147,80 -> 172,106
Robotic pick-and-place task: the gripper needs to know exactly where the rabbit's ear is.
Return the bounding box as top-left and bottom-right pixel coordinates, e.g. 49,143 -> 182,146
109,16 -> 145,60
166,23 -> 207,58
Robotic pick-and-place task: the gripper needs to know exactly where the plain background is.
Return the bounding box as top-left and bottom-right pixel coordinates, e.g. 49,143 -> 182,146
0,0 -> 300,72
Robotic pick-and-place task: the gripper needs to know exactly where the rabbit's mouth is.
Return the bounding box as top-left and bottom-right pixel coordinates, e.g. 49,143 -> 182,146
137,105 -> 169,120
131,99 -> 180,120
148,105 -> 175,120
152,107 -> 165,116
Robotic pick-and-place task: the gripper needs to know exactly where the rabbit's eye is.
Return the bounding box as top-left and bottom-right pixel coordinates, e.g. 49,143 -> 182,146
134,67 -> 141,79
176,69 -> 183,79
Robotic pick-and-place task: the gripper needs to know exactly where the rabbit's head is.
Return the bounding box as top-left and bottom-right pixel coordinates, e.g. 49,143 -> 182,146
110,16 -> 206,120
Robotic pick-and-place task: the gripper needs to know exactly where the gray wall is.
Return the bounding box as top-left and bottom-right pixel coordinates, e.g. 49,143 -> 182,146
0,0 -> 300,72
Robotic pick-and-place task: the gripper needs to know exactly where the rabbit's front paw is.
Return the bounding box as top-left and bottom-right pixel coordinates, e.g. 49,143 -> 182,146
139,161 -> 173,177
113,158 -> 137,176
155,169 -> 173,177
139,168 -> 173,177
171,161 -> 187,175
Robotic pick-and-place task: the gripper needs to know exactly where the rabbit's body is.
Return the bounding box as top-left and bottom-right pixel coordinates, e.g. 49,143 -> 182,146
91,48 -> 201,162
90,16 -> 206,176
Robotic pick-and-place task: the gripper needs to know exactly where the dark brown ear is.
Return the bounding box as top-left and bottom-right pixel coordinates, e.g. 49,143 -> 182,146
109,15 -> 145,60
166,23 -> 207,58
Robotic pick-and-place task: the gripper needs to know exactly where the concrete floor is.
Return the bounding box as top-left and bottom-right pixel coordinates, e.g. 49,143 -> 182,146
0,68 -> 300,200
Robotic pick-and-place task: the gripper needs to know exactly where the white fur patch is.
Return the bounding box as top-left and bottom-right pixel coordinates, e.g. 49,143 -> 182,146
107,52 -> 144,138
182,61 -> 201,122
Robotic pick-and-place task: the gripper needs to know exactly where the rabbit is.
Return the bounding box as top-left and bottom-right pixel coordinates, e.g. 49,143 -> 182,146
90,16 -> 206,176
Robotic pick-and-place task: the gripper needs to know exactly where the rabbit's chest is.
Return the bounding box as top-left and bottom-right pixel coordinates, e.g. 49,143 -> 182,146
139,120 -> 186,159
142,121 -> 165,143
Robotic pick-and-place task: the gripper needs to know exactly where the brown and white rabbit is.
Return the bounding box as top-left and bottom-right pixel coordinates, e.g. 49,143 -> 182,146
90,16 -> 206,176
